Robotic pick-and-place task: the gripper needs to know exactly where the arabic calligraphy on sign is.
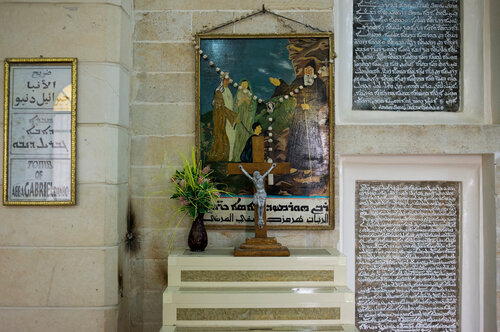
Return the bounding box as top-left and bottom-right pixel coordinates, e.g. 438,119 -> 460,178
10,113 -> 71,155
5,63 -> 74,203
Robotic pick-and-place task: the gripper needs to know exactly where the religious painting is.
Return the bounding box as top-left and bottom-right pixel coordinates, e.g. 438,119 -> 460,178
3,58 -> 77,205
196,34 -> 334,229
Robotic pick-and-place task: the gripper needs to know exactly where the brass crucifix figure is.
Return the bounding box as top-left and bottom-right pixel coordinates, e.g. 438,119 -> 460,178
238,163 -> 275,229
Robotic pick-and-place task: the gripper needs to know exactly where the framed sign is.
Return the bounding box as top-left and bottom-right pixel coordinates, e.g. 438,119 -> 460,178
3,58 -> 77,205
196,33 -> 334,229
352,0 -> 460,112
355,181 -> 460,330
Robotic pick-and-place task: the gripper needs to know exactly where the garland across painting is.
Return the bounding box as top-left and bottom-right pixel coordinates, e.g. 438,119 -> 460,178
196,33 -> 335,229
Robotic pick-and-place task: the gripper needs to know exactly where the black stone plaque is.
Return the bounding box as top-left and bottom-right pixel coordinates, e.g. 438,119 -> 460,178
355,181 -> 460,331
353,0 -> 460,112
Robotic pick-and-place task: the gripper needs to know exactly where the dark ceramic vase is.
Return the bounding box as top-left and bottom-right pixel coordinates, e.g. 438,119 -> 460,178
188,213 -> 207,252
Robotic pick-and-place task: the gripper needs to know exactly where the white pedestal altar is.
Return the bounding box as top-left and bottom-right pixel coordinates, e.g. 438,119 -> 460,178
161,248 -> 358,332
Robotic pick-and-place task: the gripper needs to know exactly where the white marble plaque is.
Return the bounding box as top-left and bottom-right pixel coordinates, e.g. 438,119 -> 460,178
355,181 -> 460,331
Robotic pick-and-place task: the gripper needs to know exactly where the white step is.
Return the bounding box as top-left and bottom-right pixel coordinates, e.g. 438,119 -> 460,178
163,286 -> 354,327
168,248 -> 347,288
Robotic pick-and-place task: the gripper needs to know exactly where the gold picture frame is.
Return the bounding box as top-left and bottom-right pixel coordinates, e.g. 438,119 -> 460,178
195,33 -> 335,230
3,58 -> 77,205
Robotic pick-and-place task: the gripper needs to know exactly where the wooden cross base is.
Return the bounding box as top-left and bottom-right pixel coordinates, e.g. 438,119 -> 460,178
234,237 -> 290,257
233,209 -> 290,257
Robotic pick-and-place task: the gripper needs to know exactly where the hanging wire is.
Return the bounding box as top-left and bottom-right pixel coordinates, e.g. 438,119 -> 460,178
198,4 -> 329,35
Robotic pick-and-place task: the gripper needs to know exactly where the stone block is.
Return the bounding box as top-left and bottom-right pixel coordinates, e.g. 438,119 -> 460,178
233,13 -> 279,34
78,125 -> 129,184
78,63 -> 130,127
0,3 -> 129,66
117,183 -> 130,244
138,228 -> 190,259
131,290 -> 163,324
132,323 -> 162,332
131,258 -> 168,292
0,307 -> 118,332
482,125 -> 500,152
496,165 -> 500,194
120,8 -> 133,69
130,136 -> 195,166
134,42 -> 195,73
498,292 -> 500,332
134,0 -> 333,11
0,247 -> 118,306
118,296 -> 132,332
192,11 -> 234,34
301,11 -> 334,32
129,166 -> 173,197
117,127 -> 131,183
131,197 -> 181,229
496,195 -> 500,227
118,243 -> 131,301
0,184 -> 122,246
271,11 -> 334,33
0,0 -> 132,15
335,125 -> 500,155
497,226 -> 500,253
131,103 -> 195,136
497,256 -> 500,289
132,73 -> 195,103
231,9 -> 333,34
134,11 -> 191,41
134,43 -> 163,72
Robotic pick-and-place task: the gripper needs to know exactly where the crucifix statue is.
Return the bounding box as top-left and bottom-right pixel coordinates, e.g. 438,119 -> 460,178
239,163 -> 275,230
227,135 -> 290,256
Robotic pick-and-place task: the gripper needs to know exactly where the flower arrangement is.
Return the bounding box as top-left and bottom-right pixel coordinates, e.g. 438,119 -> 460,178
165,148 -> 226,251
170,149 -> 222,218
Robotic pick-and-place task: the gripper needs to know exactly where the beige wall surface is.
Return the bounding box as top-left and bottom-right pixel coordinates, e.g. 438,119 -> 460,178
0,0 -> 499,331
0,0 -> 132,331
130,0 -> 499,331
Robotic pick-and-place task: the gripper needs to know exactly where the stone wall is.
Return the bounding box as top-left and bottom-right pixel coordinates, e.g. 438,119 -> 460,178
0,0 -> 496,331
0,0 -> 132,331
131,1 -> 499,331
131,1 -> 500,331
130,1 -> 336,330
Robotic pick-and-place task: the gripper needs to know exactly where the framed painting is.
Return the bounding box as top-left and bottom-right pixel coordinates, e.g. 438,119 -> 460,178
3,58 -> 77,205
196,33 -> 334,229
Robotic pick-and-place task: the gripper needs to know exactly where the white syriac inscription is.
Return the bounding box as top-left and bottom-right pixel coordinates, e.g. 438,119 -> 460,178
355,181 -> 459,331
203,196 -> 329,228
352,0 -> 460,112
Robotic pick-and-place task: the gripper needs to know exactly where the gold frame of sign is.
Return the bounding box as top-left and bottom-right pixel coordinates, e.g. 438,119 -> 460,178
3,58 -> 77,205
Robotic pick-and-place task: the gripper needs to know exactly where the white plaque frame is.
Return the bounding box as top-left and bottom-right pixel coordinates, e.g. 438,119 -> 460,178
3,58 -> 77,205
335,0 -> 487,124
339,154 -> 496,331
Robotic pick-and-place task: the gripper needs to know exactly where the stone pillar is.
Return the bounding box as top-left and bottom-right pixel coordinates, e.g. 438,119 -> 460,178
0,0 -> 132,331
